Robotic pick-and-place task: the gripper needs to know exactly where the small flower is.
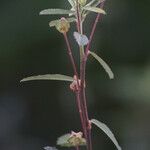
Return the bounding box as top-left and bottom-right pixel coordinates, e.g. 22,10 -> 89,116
55,17 -> 70,33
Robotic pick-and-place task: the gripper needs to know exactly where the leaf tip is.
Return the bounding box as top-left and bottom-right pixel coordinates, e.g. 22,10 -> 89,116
91,119 -> 122,150
110,73 -> 114,79
20,78 -> 26,82
39,11 -> 43,15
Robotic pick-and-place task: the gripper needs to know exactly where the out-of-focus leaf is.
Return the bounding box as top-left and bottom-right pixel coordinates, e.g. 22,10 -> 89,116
49,17 -> 76,27
44,146 -> 58,150
83,0 -> 105,18
20,74 -> 74,82
57,133 -> 86,147
83,6 -> 106,14
69,7 -> 75,16
39,9 -> 75,15
85,0 -> 104,7
68,0 -> 75,7
57,133 -> 72,147
91,119 -> 122,150
89,51 -> 114,79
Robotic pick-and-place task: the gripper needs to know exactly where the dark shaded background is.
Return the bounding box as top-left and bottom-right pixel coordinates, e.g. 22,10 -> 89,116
0,0 -> 150,150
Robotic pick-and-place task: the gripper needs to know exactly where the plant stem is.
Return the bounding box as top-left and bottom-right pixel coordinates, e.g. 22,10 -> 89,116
75,0 -> 88,139
85,1 -> 105,55
79,2 -> 106,150
80,53 -> 92,150
63,33 -> 79,82
63,33 -> 87,137
75,91 -> 87,137
76,0 -> 84,60
76,0 -> 81,33
76,146 -> 79,150
75,1 -> 92,150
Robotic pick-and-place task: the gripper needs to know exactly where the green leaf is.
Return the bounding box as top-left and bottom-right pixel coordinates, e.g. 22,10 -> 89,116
39,9 -> 75,15
83,0 -> 105,18
85,0 -> 104,7
49,17 -> 76,27
89,51 -> 114,79
57,133 -> 72,147
57,133 -> 86,147
83,6 -> 106,15
20,74 -> 74,82
91,119 -> 122,150
68,0 -> 75,7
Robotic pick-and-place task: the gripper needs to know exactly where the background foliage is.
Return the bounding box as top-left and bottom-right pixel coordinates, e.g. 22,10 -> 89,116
0,0 -> 150,150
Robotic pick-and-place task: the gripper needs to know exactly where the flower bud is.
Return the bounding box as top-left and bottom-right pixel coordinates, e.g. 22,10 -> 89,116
55,17 -> 70,33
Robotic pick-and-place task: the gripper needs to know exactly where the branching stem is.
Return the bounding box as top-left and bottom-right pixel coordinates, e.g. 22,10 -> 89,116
85,1 -> 105,55
75,1 -> 106,150
65,2 -> 106,150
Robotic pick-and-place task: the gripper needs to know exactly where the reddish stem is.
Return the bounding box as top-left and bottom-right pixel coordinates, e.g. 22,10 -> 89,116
85,1 -> 105,55
80,1 -> 106,150
75,91 -> 87,137
76,0 -> 81,33
80,56 -> 92,150
76,146 -> 79,150
63,33 -> 79,83
63,33 -> 87,137
75,0 -> 89,141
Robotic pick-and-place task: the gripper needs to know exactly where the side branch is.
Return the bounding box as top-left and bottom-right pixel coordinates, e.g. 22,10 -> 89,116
85,1 -> 105,55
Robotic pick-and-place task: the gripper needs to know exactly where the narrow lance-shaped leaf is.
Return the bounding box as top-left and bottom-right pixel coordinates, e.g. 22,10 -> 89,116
89,51 -> 114,79
39,9 -> 75,15
85,0 -> 104,7
83,6 -> 106,15
68,0 -> 75,7
91,119 -> 122,150
83,0 -> 105,18
20,74 -> 74,82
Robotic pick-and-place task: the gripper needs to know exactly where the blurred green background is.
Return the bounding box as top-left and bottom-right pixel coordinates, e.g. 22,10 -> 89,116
0,0 -> 150,150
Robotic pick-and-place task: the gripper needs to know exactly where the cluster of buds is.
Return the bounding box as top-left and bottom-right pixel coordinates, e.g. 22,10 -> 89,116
70,75 -> 86,92
70,75 -> 81,92
68,131 -> 86,146
55,17 -> 70,33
